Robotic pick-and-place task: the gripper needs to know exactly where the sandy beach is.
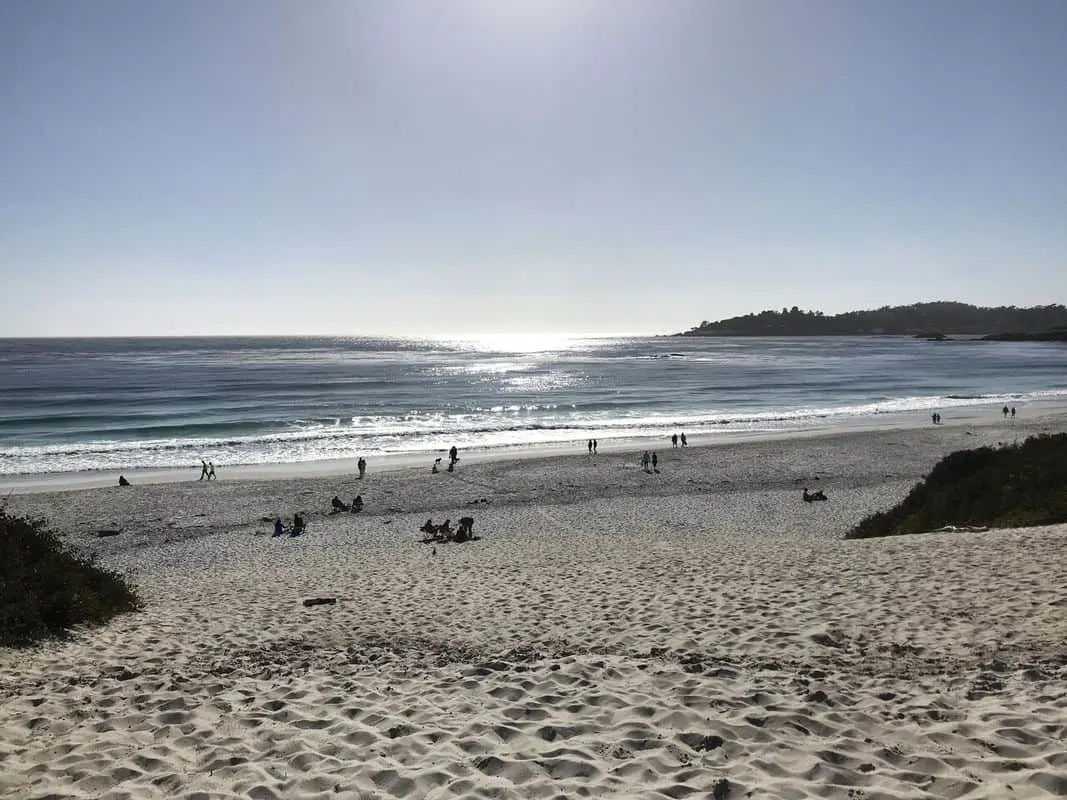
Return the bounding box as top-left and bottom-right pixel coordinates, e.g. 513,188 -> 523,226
2,413 -> 1066,799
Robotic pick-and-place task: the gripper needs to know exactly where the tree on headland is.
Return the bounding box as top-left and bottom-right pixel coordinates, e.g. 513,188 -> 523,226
679,302 -> 1067,337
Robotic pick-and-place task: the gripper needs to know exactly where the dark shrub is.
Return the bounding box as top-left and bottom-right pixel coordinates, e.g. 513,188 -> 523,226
847,433 -> 1067,539
0,509 -> 142,647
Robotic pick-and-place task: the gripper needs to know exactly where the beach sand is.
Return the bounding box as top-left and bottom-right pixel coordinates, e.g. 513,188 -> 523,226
2,414 -> 1065,799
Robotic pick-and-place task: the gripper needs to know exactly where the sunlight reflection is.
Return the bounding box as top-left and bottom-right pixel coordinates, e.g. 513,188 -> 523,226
429,333 -> 609,354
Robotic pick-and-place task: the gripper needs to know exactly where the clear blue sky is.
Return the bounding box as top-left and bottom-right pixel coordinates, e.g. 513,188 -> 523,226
2,0 -> 1065,336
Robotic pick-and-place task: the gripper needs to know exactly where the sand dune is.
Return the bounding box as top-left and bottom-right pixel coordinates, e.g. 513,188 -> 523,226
2,418 -> 1066,799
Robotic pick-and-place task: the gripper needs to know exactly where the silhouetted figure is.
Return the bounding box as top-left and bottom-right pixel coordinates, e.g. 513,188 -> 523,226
449,445 -> 459,466
641,451 -> 651,472
331,495 -> 349,512
455,516 -> 475,543
1011,406 -> 1016,419
932,413 -> 937,425
118,475 -> 130,487
1002,405 -> 1009,418
199,459 -> 209,481
420,518 -> 436,535
651,452 -> 658,472
431,459 -> 440,474
273,517 -> 285,537
802,488 -> 827,502
588,439 -> 593,454
290,514 -> 306,537
672,433 -> 678,448
207,461 -> 216,480
357,457 -> 367,479
593,439 -> 598,454
680,433 -> 688,446
351,495 -> 363,513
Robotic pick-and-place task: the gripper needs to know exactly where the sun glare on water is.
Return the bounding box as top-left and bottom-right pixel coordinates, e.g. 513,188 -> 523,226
435,333 -> 606,354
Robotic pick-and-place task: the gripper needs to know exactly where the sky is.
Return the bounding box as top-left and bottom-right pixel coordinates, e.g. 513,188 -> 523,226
1,0 -> 1065,337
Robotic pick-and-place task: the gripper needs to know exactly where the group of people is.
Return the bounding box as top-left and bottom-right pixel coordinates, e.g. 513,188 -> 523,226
273,514 -> 306,537
641,450 -> 659,472
420,516 -> 475,543
432,445 -> 461,473
932,406 -> 1018,425
671,432 -> 688,448
586,439 -> 599,454
331,494 -> 363,513
199,459 -> 216,480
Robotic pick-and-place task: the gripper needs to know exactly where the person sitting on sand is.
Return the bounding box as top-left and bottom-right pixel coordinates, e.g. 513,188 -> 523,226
802,488 -> 827,502
290,513 -> 306,537
435,519 -> 453,540
273,517 -> 286,537
420,518 -> 437,535
455,516 -> 475,543
118,475 -> 131,486
331,495 -> 349,513
431,458 -> 440,474
351,495 -> 363,513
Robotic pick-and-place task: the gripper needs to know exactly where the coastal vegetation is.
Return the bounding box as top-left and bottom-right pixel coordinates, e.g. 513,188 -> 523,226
0,509 -> 141,647
981,326 -> 1067,342
680,301 -> 1067,336
846,434 -> 1067,539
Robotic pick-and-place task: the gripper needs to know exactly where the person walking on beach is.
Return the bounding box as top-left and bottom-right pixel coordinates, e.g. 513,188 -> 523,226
207,461 -> 216,480
588,439 -> 593,454
449,445 -> 459,466
357,457 -> 367,479
592,439 -> 598,454
1002,405 -> 1009,418
680,432 -> 688,447
651,451 -> 658,472
1011,406 -> 1016,419
672,433 -> 678,448
199,459 -> 210,481
641,451 -> 650,472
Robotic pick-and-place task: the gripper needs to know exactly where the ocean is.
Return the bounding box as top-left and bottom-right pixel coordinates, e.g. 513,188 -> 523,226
2,335 -> 1066,476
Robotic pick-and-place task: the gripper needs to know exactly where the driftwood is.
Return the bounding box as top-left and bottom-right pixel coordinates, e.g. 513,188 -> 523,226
302,597 -> 337,607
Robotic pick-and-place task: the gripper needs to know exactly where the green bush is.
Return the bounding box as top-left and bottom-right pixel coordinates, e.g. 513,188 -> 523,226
0,509 -> 142,647
847,433 -> 1067,539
